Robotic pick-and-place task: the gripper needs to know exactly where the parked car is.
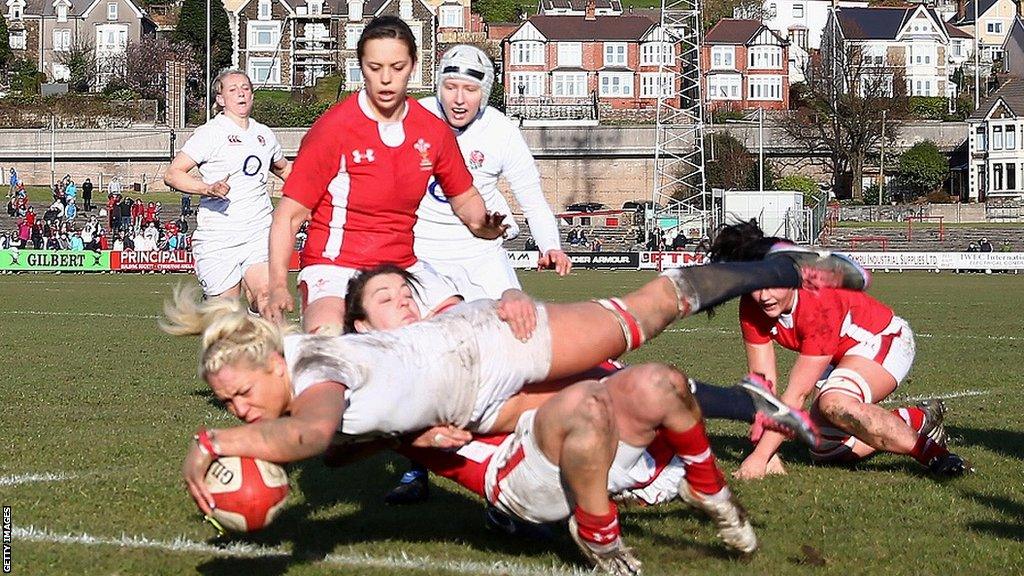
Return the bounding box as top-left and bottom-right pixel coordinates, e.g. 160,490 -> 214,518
621,200 -> 662,212
565,202 -> 607,213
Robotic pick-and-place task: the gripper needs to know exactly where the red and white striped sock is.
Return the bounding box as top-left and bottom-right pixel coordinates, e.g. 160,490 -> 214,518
893,406 -> 926,433
662,423 -> 727,495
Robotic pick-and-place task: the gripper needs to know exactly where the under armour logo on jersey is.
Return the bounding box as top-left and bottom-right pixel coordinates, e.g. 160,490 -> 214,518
352,149 -> 375,163
228,135 -> 241,144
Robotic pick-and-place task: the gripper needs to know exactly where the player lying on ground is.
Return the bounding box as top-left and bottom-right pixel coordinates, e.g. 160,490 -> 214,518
709,220 -> 970,479
343,265 -> 818,506
167,250 -> 866,556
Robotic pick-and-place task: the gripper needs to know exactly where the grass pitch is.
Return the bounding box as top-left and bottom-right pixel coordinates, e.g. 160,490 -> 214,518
1,270 -> 1023,575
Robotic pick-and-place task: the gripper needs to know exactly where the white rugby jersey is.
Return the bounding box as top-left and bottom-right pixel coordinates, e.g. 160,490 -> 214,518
282,300 -> 551,439
414,97 -> 561,258
180,114 -> 283,233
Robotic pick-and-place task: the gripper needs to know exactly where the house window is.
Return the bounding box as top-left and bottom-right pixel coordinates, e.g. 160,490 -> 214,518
640,42 -> 673,66
552,72 -> 587,96
1007,125 -> 1016,149
9,0 -> 23,20
987,22 -> 1003,34
557,42 -> 582,67
53,29 -> 71,51
748,46 -> 782,69
793,3 -> 804,18
707,74 -> 741,100
952,40 -> 963,57
107,2 -> 117,20
604,42 -> 627,66
9,30 -> 25,49
640,72 -> 674,98
56,4 -> 67,22
308,0 -> 322,15
509,72 -> 545,96
1008,162 -> 1017,190
258,0 -> 271,20
95,24 -> 128,53
976,126 -> 987,151
52,63 -> 70,81
994,163 -> 1003,190
748,75 -> 783,100
345,58 -> 362,84
993,125 -> 1004,150
909,44 -> 935,65
345,24 -> 363,50
399,0 -> 412,20
599,71 -> 633,96
249,23 -> 280,49
512,41 -> 544,65
439,5 -> 463,28
789,29 -> 808,51
711,46 -> 735,69
248,57 -> 281,84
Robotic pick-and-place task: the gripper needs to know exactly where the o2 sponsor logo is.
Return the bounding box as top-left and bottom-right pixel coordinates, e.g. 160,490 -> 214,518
427,178 -> 449,204
242,155 -> 263,176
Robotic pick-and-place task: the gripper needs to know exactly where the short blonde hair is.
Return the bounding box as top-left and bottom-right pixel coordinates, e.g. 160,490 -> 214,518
161,284 -> 295,380
211,68 -> 251,113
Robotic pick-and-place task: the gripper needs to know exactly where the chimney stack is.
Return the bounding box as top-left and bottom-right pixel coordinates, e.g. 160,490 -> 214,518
956,0 -> 966,21
585,0 -> 596,21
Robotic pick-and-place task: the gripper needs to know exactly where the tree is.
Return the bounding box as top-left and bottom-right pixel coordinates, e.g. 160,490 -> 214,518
56,39 -> 98,92
781,42 -> 909,199
0,13 -> 12,73
472,0 -> 521,22
775,174 -> 822,206
112,37 -> 198,102
896,140 -> 948,199
703,131 -> 772,191
174,0 -> 231,119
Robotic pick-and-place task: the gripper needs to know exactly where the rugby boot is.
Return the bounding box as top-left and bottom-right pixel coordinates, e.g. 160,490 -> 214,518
740,373 -> 819,448
768,243 -> 871,291
917,399 -> 948,446
484,505 -> 554,541
677,480 -> 758,554
384,470 -> 430,505
928,452 -> 973,476
568,516 -> 643,576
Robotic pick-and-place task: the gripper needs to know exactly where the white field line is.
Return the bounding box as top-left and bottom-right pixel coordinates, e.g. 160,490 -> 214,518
1,310 -> 161,320
666,326 -> 1024,342
11,525 -> 586,576
0,472 -> 74,487
886,389 -> 991,404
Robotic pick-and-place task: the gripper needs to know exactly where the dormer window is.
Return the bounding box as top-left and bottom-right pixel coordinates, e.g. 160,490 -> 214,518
399,0 -> 412,20
56,4 -> 67,21
259,0 -> 272,20
107,1 -> 117,20
9,0 -> 25,20
308,0 -> 322,15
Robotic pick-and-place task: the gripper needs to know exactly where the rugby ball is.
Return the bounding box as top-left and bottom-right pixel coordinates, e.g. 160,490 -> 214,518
204,456 -> 289,532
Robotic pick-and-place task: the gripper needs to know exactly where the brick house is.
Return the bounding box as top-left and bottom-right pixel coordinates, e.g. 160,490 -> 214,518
502,7 -> 678,123
967,78 -> 1024,200
537,0 -> 622,16
6,0 -> 154,85
231,0 -> 437,90
702,19 -> 790,113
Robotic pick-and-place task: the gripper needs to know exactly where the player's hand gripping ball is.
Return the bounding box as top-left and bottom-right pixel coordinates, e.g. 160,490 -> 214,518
204,457 -> 289,533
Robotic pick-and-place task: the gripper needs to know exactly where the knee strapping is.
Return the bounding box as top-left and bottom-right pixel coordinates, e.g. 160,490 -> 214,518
819,368 -> 873,404
594,297 -> 647,351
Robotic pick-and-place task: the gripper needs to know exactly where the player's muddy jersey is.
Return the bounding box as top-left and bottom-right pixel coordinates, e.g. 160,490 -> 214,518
740,288 -> 896,365
283,300 -> 551,438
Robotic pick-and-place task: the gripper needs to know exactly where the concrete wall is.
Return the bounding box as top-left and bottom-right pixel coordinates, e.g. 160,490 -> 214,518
0,122 -> 970,210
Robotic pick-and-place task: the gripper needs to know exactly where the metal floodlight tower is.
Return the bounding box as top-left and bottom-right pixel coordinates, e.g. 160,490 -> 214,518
652,0 -> 710,237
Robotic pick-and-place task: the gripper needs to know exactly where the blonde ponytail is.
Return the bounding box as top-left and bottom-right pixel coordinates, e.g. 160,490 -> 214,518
161,284 -> 296,379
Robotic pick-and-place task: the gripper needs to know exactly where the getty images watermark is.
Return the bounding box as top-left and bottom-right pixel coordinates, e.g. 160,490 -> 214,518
2,505 -> 10,573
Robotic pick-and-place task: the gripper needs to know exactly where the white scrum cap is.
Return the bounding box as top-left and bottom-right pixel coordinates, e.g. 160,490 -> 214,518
437,44 -> 495,115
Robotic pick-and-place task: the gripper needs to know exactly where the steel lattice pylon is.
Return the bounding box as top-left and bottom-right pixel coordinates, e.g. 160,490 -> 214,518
653,0 -> 712,237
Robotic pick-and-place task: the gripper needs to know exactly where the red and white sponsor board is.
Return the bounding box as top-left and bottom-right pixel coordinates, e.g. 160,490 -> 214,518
111,250 -> 195,271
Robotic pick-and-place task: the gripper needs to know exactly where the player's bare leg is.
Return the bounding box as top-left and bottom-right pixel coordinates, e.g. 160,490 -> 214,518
241,262 -> 271,315
532,382 -> 642,576
302,296 -> 345,334
603,364 -> 757,554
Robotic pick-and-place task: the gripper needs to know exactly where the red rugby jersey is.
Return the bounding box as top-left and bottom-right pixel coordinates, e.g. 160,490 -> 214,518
283,92 -> 473,269
740,288 -> 896,365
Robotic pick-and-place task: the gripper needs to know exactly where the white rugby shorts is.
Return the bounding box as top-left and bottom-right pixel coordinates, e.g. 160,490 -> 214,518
422,246 -> 521,301
297,260 -> 459,316
191,227 -> 269,297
